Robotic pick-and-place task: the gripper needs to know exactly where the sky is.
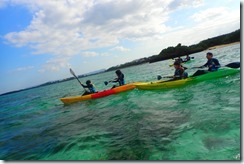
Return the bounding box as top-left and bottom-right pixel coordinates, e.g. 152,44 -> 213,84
0,0 -> 240,94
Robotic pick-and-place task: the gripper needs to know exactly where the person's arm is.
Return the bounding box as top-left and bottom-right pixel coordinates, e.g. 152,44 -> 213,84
214,58 -> 221,68
202,61 -> 209,68
81,84 -> 88,88
110,78 -> 118,83
208,59 -> 221,69
192,61 -> 208,69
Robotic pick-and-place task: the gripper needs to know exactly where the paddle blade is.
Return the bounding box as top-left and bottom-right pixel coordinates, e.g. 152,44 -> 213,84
225,62 -> 240,68
70,68 -> 76,77
157,75 -> 162,80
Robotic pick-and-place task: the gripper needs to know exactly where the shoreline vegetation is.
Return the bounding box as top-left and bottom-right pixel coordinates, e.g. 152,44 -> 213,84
0,29 -> 240,96
106,29 -> 240,71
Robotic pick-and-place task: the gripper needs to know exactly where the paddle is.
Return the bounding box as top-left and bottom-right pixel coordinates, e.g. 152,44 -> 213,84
104,81 -> 110,85
69,68 -> 85,91
189,62 -> 240,69
225,62 -> 240,68
157,75 -> 173,80
188,62 -> 240,77
104,80 -> 114,85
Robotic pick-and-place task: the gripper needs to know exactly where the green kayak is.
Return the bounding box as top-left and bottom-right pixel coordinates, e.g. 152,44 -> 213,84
192,68 -> 239,82
135,62 -> 240,90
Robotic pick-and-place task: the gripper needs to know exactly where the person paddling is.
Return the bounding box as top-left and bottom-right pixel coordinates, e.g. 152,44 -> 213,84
183,54 -> 191,62
109,70 -> 125,88
175,56 -> 183,63
173,61 -> 188,80
165,61 -> 188,81
193,52 -> 221,76
81,80 -> 96,95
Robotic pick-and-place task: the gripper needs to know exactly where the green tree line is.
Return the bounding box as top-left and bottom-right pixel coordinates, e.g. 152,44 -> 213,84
106,29 -> 240,71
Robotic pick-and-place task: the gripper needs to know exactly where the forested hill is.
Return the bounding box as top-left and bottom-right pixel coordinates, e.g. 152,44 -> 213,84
106,29 -> 240,71
151,29 -> 240,62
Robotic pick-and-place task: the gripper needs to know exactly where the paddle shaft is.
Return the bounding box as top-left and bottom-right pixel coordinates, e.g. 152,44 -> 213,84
104,80 -> 115,85
70,68 -> 85,90
190,62 -> 240,69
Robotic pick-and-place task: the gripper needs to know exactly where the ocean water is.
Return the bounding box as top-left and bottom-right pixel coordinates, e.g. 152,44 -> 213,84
0,44 -> 240,160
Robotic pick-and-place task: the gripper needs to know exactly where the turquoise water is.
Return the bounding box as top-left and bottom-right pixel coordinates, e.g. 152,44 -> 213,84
0,44 -> 240,160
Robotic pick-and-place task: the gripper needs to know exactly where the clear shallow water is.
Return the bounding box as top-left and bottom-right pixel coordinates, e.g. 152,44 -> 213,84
0,44 -> 240,160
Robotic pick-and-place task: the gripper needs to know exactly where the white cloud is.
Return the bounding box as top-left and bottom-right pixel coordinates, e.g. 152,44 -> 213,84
14,66 -> 34,72
100,53 -> 111,56
191,7 -> 229,23
2,0 -> 240,73
39,57 -> 71,72
3,0 -> 238,50
188,7 -> 240,41
168,0 -> 203,10
81,51 -> 112,57
4,0 -> 204,56
81,51 -> 98,57
110,46 -> 130,52
0,0 -> 8,8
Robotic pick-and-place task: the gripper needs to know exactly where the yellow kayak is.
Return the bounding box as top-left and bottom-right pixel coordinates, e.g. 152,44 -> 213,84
135,78 -> 192,90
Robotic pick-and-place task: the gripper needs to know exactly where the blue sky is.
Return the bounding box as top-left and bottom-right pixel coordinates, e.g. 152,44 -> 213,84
0,0 -> 240,94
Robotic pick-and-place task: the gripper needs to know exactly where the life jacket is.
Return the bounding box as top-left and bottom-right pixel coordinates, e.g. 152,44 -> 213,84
183,72 -> 188,78
118,79 -> 125,86
207,58 -> 220,71
209,61 -> 218,71
87,84 -> 96,93
174,68 -> 188,79
118,73 -> 125,86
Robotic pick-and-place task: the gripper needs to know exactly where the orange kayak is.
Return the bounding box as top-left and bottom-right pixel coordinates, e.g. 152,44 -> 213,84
60,83 -> 138,104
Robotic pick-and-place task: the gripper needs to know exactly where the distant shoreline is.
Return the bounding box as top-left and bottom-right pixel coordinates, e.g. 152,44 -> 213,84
207,42 -> 240,50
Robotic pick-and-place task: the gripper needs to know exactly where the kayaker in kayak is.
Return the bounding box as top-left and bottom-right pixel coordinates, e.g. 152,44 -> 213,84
110,70 -> 125,88
173,61 -> 188,80
81,80 -> 97,95
166,61 -> 188,81
192,52 -> 221,76
183,54 -> 191,62
175,57 -> 183,63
